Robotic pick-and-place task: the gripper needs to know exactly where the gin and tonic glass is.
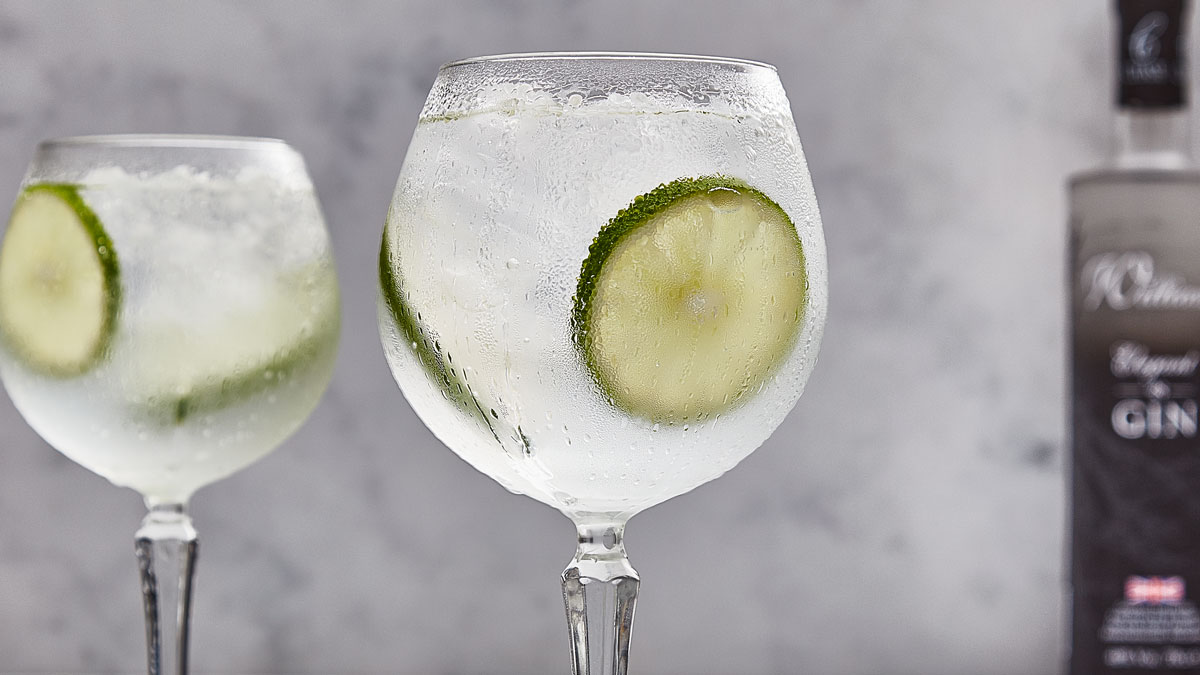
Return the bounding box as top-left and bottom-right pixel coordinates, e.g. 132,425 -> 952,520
379,53 -> 826,674
0,135 -> 341,674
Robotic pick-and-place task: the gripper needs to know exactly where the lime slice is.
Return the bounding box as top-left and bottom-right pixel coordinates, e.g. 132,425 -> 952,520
573,176 -> 807,423
0,183 -> 120,376
132,264 -> 340,425
379,229 -> 530,452
380,232 -> 489,420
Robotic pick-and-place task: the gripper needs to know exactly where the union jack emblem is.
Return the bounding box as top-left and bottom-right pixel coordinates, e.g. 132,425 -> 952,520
1125,575 -> 1186,605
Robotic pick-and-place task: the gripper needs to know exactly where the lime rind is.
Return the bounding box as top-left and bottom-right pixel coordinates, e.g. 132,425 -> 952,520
572,175 -> 807,424
0,182 -> 121,377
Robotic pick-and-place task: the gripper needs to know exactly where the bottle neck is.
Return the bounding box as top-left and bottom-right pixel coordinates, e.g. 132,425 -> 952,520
1114,107 -> 1194,168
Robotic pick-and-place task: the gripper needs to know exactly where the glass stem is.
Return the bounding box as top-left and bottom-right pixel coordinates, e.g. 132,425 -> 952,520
562,522 -> 639,675
134,502 -> 198,675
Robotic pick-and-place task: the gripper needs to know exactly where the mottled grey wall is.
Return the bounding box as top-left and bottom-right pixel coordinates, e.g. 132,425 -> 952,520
0,1 -> 1106,673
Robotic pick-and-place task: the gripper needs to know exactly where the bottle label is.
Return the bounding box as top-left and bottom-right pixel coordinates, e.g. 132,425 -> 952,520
1072,247 -> 1200,673
1119,0 -> 1188,107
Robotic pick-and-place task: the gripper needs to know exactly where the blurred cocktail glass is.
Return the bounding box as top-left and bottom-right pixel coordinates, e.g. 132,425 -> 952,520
0,135 -> 340,675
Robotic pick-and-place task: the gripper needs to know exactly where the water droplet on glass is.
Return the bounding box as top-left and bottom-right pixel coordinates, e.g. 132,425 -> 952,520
707,186 -> 742,212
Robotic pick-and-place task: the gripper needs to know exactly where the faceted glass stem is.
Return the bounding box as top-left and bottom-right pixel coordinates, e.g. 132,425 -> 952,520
134,503 -> 198,675
562,522 -> 640,675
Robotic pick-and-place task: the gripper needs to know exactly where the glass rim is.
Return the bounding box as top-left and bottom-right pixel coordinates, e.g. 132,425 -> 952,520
439,51 -> 777,73
37,134 -> 290,151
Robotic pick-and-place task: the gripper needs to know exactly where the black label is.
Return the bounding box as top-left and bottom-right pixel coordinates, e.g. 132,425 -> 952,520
1071,249 -> 1200,674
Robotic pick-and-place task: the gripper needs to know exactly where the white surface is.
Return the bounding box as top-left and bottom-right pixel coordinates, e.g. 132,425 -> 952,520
0,1 -> 1106,673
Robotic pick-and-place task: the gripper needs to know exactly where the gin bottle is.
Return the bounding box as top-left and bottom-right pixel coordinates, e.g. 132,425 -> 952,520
1069,1 -> 1200,672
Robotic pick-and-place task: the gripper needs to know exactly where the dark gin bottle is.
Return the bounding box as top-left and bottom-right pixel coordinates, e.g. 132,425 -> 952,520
1069,1 -> 1200,672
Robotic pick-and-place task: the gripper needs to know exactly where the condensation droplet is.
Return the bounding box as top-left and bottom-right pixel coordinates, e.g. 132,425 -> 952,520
707,186 -> 742,212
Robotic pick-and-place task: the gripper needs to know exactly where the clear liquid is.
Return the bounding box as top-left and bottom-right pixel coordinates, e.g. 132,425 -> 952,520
0,166 -> 340,503
381,93 -> 827,520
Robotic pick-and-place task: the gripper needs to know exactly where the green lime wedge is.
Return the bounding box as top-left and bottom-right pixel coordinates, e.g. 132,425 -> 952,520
132,264 -> 340,425
0,183 -> 120,376
573,176 -> 807,424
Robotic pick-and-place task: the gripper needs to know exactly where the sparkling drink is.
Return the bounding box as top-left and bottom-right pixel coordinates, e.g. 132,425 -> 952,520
380,61 -> 826,520
1,164 -> 339,504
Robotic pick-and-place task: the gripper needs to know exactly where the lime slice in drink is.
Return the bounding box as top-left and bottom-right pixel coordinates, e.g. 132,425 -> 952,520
132,265 -> 340,425
380,234 -> 489,420
0,183 -> 120,376
573,176 -> 807,423
379,230 -> 531,453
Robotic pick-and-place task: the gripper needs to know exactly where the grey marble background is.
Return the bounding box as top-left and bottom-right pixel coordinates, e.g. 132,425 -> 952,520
0,1 -> 1109,673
